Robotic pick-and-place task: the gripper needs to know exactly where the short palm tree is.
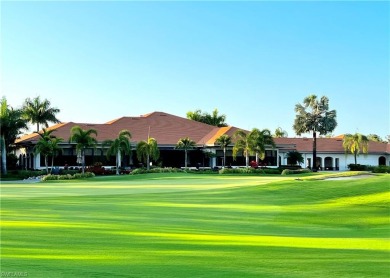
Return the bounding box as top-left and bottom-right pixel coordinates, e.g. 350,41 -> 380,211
274,127 -> 288,138
286,150 -> 304,166
136,137 -> 159,170
23,96 -> 61,132
34,129 -> 63,174
69,126 -> 98,174
175,137 -> 196,168
233,129 -> 257,167
215,134 -> 232,167
343,133 -> 369,165
252,128 -> 275,163
103,130 -> 132,175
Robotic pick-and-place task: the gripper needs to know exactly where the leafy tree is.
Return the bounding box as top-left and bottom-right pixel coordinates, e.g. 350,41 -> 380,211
34,129 -> 63,174
274,127 -> 288,138
367,134 -> 383,142
286,151 -> 304,166
252,128 -> 275,163
187,109 -> 227,127
175,137 -> 196,168
103,130 -> 132,175
69,126 -> 98,174
232,129 -> 257,167
23,96 -> 61,132
136,137 -> 159,170
293,95 -> 337,171
0,97 -> 28,175
343,133 -> 369,165
215,134 -> 232,167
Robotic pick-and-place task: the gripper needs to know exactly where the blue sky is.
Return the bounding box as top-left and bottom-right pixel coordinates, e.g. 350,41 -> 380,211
2,1 -> 389,139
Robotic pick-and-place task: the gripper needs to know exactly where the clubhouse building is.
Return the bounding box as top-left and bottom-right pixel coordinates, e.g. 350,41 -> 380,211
15,111 -> 389,171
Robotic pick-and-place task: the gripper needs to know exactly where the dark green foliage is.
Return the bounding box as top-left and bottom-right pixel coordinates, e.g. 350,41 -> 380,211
219,167 -> 281,175
131,167 -> 185,175
348,164 -> 370,171
372,166 -> 390,173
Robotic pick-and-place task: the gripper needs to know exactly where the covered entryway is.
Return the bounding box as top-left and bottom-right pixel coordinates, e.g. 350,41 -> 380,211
324,157 -> 333,170
379,156 -> 386,166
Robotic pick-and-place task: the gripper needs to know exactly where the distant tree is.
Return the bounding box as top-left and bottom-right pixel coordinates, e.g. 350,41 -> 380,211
136,137 -> 159,170
343,133 -> 369,165
23,96 -> 61,132
49,137 -> 63,171
252,128 -> 275,164
293,95 -> 337,171
286,151 -> 304,166
386,135 -> 390,143
175,137 -> 196,168
233,129 -> 257,167
215,134 -> 232,167
0,97 -> 28,175
103,130 -> 132,175
69,126 -> 98,174
367,134 -> 383,142
187,108 -> 227,127
274,127 -> 288,138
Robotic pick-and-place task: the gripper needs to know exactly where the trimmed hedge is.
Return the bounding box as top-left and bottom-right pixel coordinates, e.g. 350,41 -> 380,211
219,168 -> 281,175
41,172 -> 95,181
372,166 -> 390,173
281,169 -> 312,175
130,167 -> 185,175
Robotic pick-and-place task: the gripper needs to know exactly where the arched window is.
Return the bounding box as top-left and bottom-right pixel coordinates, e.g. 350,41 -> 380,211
378,156 -> 386,166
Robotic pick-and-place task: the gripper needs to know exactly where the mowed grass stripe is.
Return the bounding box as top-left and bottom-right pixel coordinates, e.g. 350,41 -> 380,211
1,174 -> 389,277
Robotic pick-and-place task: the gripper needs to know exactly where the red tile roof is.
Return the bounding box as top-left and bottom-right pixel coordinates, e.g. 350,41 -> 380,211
15,111 -> 240,146
274,137 -> 389,154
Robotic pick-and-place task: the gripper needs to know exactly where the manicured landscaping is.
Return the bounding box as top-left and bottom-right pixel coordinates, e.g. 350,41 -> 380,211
1,173 -> 389,277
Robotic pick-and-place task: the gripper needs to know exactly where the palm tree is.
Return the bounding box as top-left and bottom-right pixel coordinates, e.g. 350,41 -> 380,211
23,96 -> 61,132
274,127 -> 288,138
69,126 -> 98,174
286,151 -> 304,166
175,137 -> 196,168
103,130 -> 132,175
215,134 -> 232,167
34,129 -> 63,174
232,129 -> 257,167
343,133 -> 369,165
252,128 -> 275,164
136,137 -> 159,170
0,97 -> 28,175
186,108 -> 227,127
293,95 -> 337,171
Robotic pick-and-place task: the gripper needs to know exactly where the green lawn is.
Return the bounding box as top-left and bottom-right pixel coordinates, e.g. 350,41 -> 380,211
1,173 -> 389,277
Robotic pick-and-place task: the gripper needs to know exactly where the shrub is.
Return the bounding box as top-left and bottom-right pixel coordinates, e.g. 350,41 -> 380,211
219,167 -> 281,175
130,167 -> 184,175
348,164 -> 369,171
41,172 -> 95,181
372,166 -> 390,173
281,169 -> 312,175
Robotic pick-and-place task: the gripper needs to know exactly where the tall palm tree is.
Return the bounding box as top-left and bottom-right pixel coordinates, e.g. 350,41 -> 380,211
293,95 -> 337,171
0,97 -> 28,175
175,137 -> 196,168
274,127 -> 288,138
23,96 -> 61,132
343,133 -> 369,165
232,129 -> 257,167
69,126 -> 98,174
103,130 -> 132,175
136,137 -> 159,170
215,134 -> 232,167
252,128 -> 275,164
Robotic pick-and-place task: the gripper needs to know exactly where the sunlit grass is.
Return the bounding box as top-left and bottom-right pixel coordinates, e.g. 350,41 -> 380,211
1,173 -> 389,277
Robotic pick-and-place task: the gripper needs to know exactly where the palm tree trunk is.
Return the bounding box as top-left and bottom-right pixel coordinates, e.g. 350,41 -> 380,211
82,149 -> 85,174
45,156 -> 49,174
1,135 -> 7,175
146,155 -> 150,170
245,153 -> 249,167
354,151 -> 357,165
51,155 -> 54,174
223,148 -> 226,167
185,151 -> 188,168
312,131 -> 317,171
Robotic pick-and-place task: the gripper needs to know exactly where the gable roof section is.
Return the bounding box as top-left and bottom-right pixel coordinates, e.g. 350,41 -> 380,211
15,111 -> 233,146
